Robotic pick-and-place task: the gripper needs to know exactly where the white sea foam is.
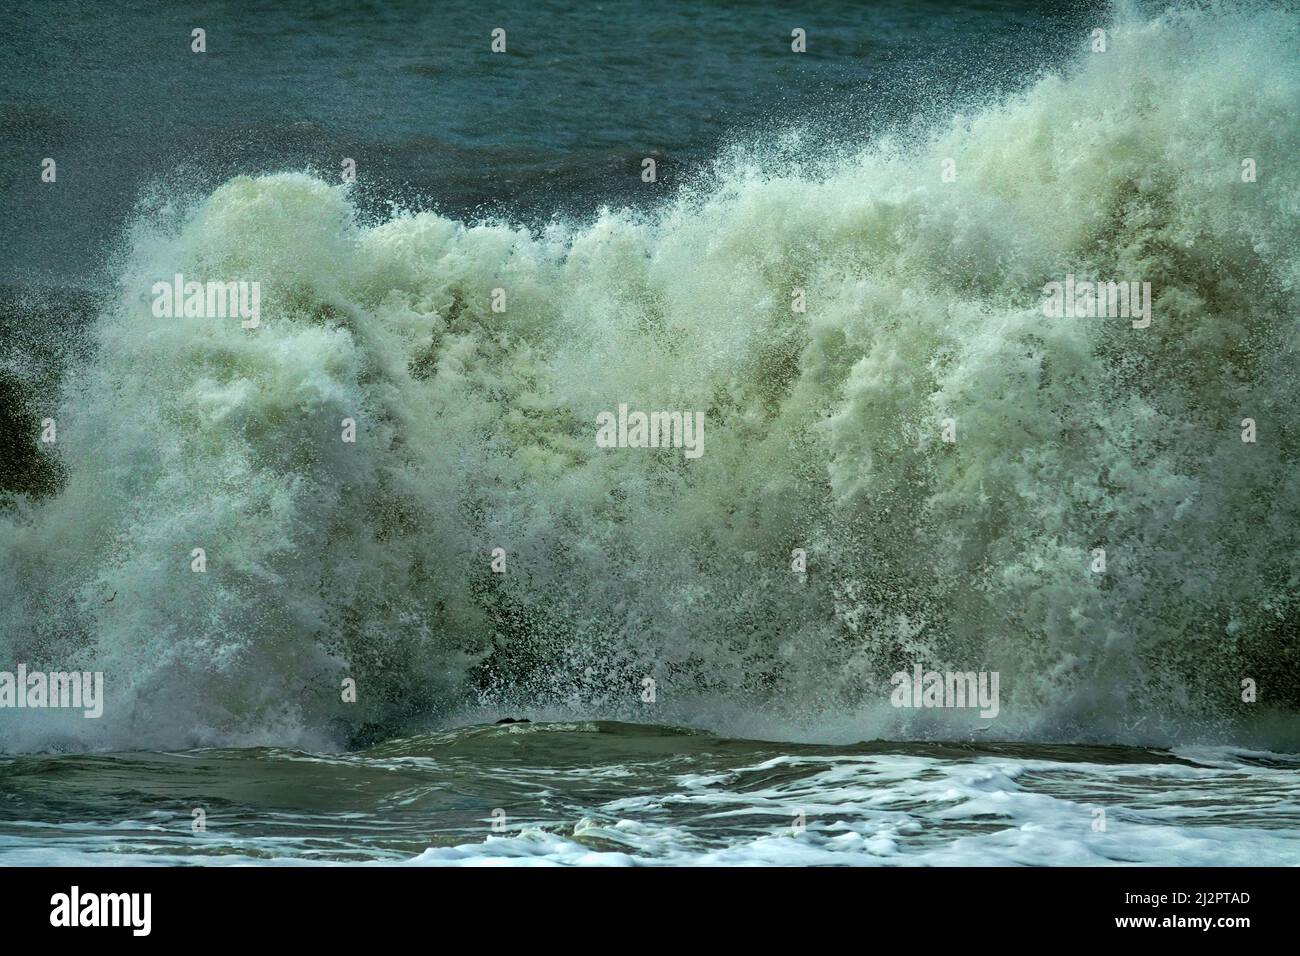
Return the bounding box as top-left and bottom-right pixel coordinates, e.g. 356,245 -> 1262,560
3,744 -> 1295,866
1,1 -> 1297,752
397,748 -> 1300,866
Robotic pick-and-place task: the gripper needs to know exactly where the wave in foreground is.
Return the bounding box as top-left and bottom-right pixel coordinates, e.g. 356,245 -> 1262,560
1,721 -> 1298,864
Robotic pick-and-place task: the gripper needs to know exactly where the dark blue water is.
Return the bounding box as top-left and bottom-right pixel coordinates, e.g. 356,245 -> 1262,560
1,0 -> 1095,289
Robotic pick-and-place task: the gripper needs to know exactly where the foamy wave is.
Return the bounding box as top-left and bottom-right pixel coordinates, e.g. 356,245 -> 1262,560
2,1 -> 1297,752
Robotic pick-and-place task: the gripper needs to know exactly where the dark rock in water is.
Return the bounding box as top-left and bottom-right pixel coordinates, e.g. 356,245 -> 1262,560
495,717 -> 530,725
0,284 -> 99,499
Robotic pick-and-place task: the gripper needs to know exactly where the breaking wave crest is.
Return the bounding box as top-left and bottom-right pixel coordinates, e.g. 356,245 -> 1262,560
2,1 -> 1298,752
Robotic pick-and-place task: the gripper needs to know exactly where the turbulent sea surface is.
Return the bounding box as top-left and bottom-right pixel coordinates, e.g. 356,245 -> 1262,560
2,722 -> 1299,865
1,0 -> 1299,864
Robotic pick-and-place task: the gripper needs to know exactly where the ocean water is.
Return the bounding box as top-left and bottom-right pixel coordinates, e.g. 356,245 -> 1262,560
2,723 -> 1298,865
1,0 -> 1298,865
